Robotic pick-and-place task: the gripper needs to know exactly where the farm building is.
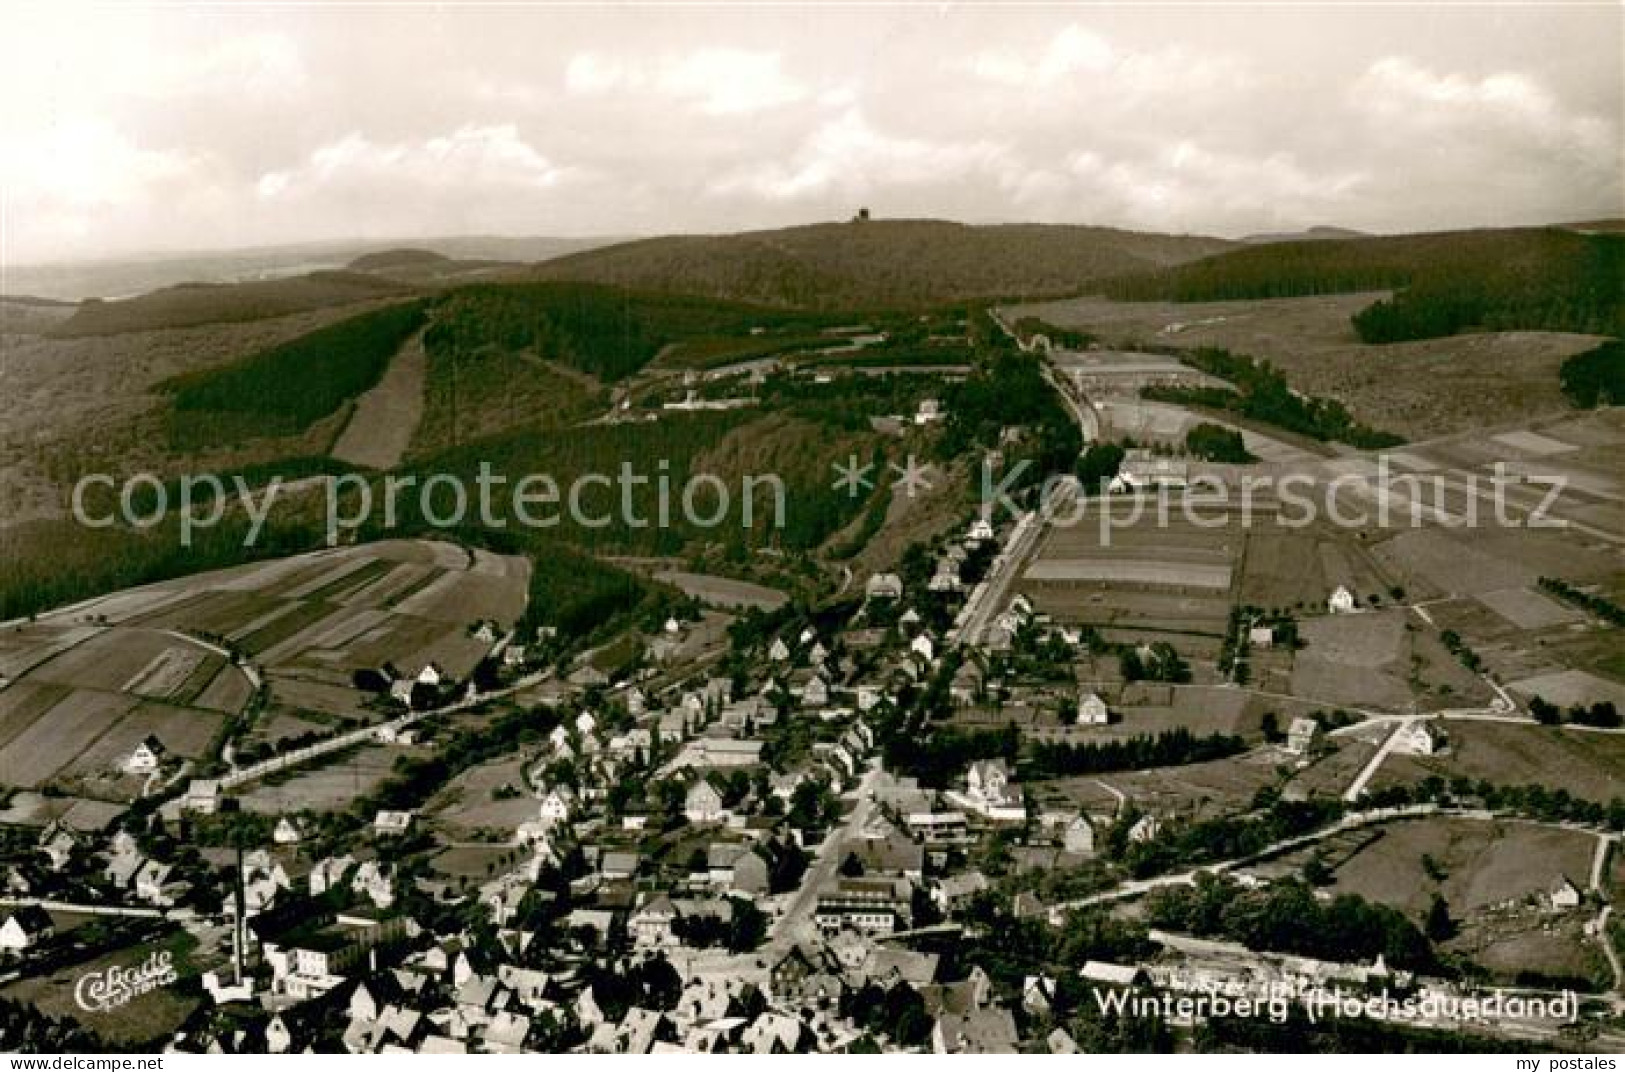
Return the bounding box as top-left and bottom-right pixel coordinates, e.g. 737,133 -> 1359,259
1328,586 -> 1357,614
1284,717 -> 1323,756
1248,625 -> 1276,648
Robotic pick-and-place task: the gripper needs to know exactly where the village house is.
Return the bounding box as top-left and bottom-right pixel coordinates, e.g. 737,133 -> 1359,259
374,810 -> 415,836
538,787 -> 576,827
122,734 -> 168,776
1285,717 -> 1323,756
183,778 -> 222,815
685,779 -> 727,824
932,1006 -> 1019,1054
865,573 -> 904,601
801,674 -> 831,708
950,758 -> 1027,822
1063,815 -> 1096,856
1076,690 -> 1110,726
1548,876 -> 1583,912
1392,720 -> 1448,756
814,877 -> 912,935
0,907 -> 54,954
1328,585 -> 1358,614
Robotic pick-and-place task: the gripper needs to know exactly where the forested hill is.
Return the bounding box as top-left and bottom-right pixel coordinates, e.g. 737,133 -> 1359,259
530,218 -> 1232,309
1098,226 -> 1625,343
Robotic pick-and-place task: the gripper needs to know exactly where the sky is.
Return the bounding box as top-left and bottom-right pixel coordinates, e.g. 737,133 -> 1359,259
2,2 -> 1620,265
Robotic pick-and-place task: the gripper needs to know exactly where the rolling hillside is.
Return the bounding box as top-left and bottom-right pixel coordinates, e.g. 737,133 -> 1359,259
47,270 -> 411,337
531,218 -> 1231,308
1099,226 -> 1625,342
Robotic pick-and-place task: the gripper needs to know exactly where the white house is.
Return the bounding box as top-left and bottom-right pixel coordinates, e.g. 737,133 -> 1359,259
1076,691 -> 1110,726
183,778 -> 221,814
1548,876 -> 1583,912
123,735 -> 167,776
0,908 -> 53,953
1247,625 -> 1276,648
910,634 -> 936,663
968,518 -> 995,544
374,810 -> 414,835
1284,717 -> 1322,756
1063,815 -> 1095,856
685,780 -> 726,825
802,674 -> 831,708
1328,586 -> 1357,614
865,573 -> 903,601
273,817 -> 304,845
768,638 -> 791,663
1392,721 -> 1447,757
538,787 -> 576,827
954,759 -> 1026,823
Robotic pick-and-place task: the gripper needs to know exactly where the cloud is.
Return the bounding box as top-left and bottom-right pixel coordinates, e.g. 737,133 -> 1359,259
964,24 -> 1247,99
257,124 -> 569,201
1062,142 -> 1368,231
2,7 -> 1619,261
1356,56 -> 1615,161
565,47 -> 806,115
710,108 -> 1011,201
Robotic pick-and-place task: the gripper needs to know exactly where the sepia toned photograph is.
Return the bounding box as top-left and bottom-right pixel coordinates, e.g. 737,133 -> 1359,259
0,0 -> 1621,1059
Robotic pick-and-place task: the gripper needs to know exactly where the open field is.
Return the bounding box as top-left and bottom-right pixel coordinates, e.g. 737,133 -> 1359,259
428,753 -> 540,833
1007,292 -> 1606,441
1020,515 -> 1242,645
651,569 -> 789,610
330,328 -> 427,469
1269,815 -> 1595,916
0,928 -> 214,1045
1374,720 -> 1625,800
0,689 -> 140,788
236,743 -> 409,813
1036,748 -> 1280,820
0,539 -> 527,792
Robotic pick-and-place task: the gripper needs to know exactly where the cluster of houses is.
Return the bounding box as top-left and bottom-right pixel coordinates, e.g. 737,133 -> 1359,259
3,494 -> 1590,1055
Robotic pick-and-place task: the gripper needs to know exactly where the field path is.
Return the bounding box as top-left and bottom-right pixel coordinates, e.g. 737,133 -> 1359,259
331,328 -> 427,470
1343,718 -> 1412,801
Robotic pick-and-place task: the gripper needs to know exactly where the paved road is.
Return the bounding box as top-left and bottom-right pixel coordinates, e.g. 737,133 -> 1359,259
220,652 -> 545,790
767,761 -> 882,953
